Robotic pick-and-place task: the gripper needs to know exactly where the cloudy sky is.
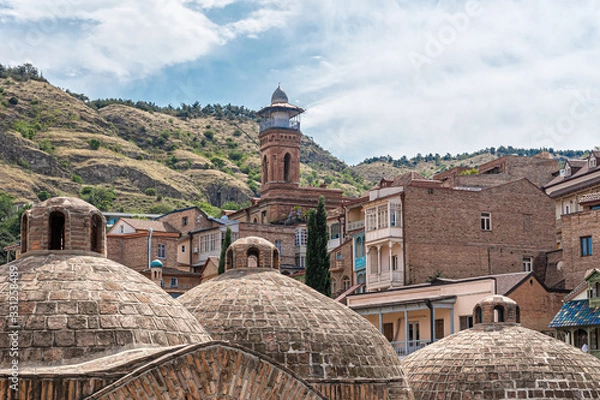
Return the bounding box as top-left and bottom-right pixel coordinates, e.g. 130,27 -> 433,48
1,0 -> 599,165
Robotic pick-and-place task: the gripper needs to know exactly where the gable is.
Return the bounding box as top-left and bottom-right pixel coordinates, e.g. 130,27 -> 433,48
107,219 -> 136,235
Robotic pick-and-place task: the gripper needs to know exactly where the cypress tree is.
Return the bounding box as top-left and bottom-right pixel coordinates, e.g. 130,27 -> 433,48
218,227 -> 232,275
305,196 -> 331,296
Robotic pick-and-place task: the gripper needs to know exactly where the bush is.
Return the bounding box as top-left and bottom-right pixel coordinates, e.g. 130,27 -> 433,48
203,131 -> 214,140
71,174 -> 83,183
8,96 -> 18,105
79,186 -> 116,211
37,191 -> 52,201
144,188 -> 157,197
13,120 -> 39,140
233,129 -> 242,137
228,149 -> 243,161
88,138 -> 101,150
148,204 -> 174,214
38,139 -> 54,153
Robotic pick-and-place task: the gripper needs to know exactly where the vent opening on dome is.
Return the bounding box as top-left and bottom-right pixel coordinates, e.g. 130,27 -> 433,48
91,213 -> 103,254
49,211 -> 66,250
493,305 -> 504,322
20,212 -> 29,253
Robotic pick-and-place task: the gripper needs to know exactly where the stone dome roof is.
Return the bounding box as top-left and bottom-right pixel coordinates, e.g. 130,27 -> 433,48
271,84 -> 289,104
179,239 -> 412,399
0,197 -> 211,368
402,295 -> 600,399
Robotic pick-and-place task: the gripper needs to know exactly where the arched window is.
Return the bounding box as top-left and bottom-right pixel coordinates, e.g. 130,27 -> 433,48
272,248 -> 280,269
284,153 -> 291,182
90,213 -> 103,254
515,305 -> 521,323
247,247 -> 260,268
263,155 -> 269,184
49,211 -> 65,250
493,305 -> 505,322
226,249 -> 234,270
332,278 -> 337,294
20,212 -> 29,253
474,306 -> 482,324
355,236 -> 364,258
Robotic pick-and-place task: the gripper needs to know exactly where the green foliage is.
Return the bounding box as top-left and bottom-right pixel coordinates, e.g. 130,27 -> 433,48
148,204 -> 174,214
210,156 -> 225,168
221,201 -> 249,210
88,138 -> 101,150
17,159 -> 30,169
144,187 -> 157,197
459,168 -> 479,175
38,139 -> 54,153
195,201 -> 221,218
0,63 -> 46,82
8,96 -> 18,105
37,190 -> 52,201
218,227 -> 232,275
233,129 -> 242,137
71,174 -> 83,184
228,149 -> 243,161
13,120 -> 41,140
0,191 -> 29,264
305,196 -> 331,297
203,130 -> 214,140
78,186 -> 116,211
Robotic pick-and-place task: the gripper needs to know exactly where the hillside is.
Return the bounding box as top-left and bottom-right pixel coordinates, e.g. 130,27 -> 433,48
0,76 -> 367,214
0,68 -> 589,215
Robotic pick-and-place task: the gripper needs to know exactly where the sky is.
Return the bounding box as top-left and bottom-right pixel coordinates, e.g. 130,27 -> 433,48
1,0 -> 599,165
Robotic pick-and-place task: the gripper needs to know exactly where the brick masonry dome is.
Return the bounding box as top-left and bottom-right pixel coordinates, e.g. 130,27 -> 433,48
402,295 -> 600,399
0,197 -> 212,368
179,237 -> 413,400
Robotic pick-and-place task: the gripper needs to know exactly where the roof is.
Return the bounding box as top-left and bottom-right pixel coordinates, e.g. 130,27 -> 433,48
544,153 -> 600,191
579,191 -> 600,205
548,299 -> 600,328
154,206 -> 204,220
122,218 -> 179,233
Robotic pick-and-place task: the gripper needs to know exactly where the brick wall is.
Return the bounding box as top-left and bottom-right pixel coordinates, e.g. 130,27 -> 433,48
404,179 -> 556,284
107,234 -> 179,271
561,209 -> 600,289
239,223 -> 296,266
507,277 -> 568,333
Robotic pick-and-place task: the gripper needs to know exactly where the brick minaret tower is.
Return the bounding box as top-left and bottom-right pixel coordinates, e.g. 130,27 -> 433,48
257,85 -> 305,192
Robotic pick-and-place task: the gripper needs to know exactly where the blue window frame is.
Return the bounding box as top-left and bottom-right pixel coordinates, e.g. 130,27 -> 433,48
581,236 -> 593,256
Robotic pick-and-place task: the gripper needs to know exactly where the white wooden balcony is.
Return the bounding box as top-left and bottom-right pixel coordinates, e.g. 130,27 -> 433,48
259,118 -> 300,132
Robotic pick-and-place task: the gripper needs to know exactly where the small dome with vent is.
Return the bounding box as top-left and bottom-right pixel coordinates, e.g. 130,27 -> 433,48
403,295 -> 600,399
271,84 -> 289,104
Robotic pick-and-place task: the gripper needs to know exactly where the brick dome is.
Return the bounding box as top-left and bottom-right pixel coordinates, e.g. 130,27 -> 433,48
402,295 -> 600,399
179,238 -> 413,400
0,198 -> 211,368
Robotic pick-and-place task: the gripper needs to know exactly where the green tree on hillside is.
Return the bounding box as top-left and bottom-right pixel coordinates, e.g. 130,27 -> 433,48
218,227 -> 232,275
0,191 -> 29,264
305,196 -> 331,296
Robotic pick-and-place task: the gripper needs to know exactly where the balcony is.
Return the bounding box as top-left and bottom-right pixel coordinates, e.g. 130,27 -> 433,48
368,270 -> 404,289
327,237 -> 341,251
365,226 -> 402,243
347,220 -> 365,231
259,118 -> 300,132
390,340 -> 432,358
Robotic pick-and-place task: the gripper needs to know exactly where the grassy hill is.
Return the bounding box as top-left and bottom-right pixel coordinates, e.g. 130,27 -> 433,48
0,65 -> 590,216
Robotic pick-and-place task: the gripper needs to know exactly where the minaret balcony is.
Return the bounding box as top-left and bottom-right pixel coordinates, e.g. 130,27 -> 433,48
260,118 -> 300,132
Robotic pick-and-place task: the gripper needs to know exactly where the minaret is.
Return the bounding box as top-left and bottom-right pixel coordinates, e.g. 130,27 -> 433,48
257,85 -> 305,192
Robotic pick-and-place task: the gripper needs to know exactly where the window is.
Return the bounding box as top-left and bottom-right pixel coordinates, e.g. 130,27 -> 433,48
522,256 -> 533,272
181,245 -> 186,253
275,240 -> 283,255
119,225 -> 124,233
377,205 -> 389,229
331,279 -> 337,294
459,315 -> 473,330
390,203 -> 401,227
564,204 -> 570,215
158,243 -> 166,259
366,208 -> 377,231
295,255 -> 306,268
591,282 -> 600,298
330,223 -> 340,239
342,275 -> 350,291
170,277 -> 178,287
581,236 -> 593,256
481,212 -> 491,231
182,216 -> 188,226
383,323 -> 394,342
391,255 -> 399,271
336,251 -> 342,260
590,158 -> 597,168
295,228 -> 307,246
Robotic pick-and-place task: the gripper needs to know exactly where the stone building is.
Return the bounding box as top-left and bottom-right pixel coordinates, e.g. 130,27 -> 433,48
403,295 -> 600,399
0,197 -> 413,399
359,174 -> 556,290
179,236 -> 414,400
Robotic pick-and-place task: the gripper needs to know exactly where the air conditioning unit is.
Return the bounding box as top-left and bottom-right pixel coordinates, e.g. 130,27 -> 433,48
193,247 -> 199,253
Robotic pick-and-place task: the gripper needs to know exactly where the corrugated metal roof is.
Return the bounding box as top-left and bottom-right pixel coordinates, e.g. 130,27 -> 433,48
548,299 -> 600,328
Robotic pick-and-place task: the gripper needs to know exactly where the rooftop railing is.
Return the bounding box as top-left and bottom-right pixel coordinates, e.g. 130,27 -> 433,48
260,118 -> 300,132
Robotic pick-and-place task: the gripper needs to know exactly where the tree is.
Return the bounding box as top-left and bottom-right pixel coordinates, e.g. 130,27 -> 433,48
218,227 -> 232,275
305,196 -> 331,296
0,191 -> 29,264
